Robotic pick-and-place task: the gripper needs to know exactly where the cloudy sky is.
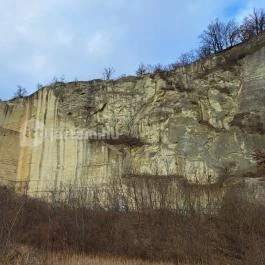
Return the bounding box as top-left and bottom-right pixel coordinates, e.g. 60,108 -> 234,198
0,0 -> 264,100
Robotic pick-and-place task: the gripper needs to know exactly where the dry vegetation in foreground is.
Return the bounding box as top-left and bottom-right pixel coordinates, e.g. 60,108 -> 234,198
1,151 -> 265,265
1,246 -> 176,265
47,253 -> 175,265
0,181 -> 265,265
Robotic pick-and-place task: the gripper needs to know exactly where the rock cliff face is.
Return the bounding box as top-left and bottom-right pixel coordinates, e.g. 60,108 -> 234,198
0,36 -> 265,202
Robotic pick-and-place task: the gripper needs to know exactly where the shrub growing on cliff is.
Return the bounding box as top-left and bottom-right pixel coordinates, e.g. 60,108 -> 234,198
239,8 -> 265,41
102,67 -> 115,80
13,85 -> 27,99
132,7 -> 265,75
198,19 -> 240,55
136,63 -> 151,76
197,8 -> 265,59
153,64 -> 166,73
177,50 -> 197,65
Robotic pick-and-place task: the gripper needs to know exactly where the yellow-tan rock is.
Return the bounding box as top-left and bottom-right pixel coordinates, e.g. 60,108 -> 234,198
1,36 -> 265,204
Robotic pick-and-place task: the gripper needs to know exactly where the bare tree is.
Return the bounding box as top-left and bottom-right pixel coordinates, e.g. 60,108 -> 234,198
52,76 -> 59,85
196,44 -> 212,59
135,63 -> 153,76
153,63 -> 165,73
136,63 -> 146,76
102,67 -> 115,80
224,20 -> 240,47
199,19 -> 240,55
199,19 -> 224,54
240,8 -> 265,41
239,21 -> 255,41
177,50 -> 197,65
166,63 -> 179,71
14,85 -> 27,99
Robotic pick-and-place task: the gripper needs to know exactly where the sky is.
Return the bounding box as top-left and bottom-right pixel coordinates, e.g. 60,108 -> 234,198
0,0 -> 264,100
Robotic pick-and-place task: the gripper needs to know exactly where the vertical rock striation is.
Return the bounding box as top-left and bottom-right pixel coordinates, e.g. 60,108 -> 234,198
1,36 -> 265,202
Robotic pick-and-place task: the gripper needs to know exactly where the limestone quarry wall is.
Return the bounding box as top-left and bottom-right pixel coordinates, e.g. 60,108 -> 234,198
0,36 -> 265,202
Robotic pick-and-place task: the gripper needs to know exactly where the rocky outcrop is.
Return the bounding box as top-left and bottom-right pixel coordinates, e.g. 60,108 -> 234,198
0,36 -> 265,202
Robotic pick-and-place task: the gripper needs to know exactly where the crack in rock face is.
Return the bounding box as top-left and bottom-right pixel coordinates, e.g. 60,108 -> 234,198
1,37 -> 265,207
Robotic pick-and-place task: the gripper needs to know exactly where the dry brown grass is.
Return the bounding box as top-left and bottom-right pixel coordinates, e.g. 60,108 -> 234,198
0,181 -> 265,265
1,246 -> 177,265
47,253 -> 176,265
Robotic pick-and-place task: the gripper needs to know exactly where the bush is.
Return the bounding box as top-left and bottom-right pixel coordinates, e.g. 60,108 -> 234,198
13,86 -> 27,99
102,67 -> 115,80
136,63 -> 152,76
0,181 -> 265,264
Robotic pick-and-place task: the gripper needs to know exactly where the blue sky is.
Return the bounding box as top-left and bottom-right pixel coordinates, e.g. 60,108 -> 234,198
0,0 -> 264,100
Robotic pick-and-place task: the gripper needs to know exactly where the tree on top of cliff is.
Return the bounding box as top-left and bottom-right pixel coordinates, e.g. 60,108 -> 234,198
198,19 -> 240,55
177,50 -> 198,66
102,67 -> 115,80
197,8 -> 265,58
239,8 -> 265,41
135,63 -> 153,76
14,85 -> 27,99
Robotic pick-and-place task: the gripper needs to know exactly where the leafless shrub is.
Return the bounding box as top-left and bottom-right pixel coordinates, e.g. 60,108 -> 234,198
177,50 -> 197,66
196,44 -> 212,59
102,67 -> 115,80
239,8 -> 265,41
135,63 -> 153,76
165,63 -> 179,71
13,85 -> 27,99
153,64 -> 166,73
0,173 -> 265,265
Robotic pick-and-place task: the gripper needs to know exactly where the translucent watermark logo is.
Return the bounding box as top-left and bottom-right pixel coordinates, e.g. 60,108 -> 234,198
19,119 -> 120,147
20,119 -> 45,147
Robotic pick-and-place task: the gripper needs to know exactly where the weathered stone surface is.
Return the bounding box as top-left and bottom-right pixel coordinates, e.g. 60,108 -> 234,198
1,36 -> 265,199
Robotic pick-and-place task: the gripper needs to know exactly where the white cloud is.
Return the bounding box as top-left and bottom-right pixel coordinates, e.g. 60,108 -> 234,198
1,0 -> 265,100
